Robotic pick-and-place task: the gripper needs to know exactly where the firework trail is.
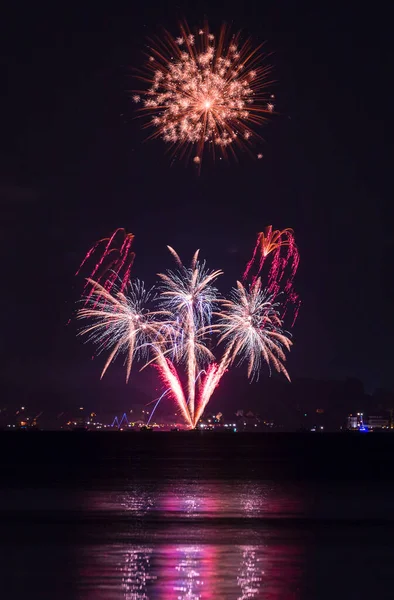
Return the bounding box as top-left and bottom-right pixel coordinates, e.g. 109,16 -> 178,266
76,228 -> 298,428
194,279 -> 291,425
157,248 -> 222,418
147,389 -> 171,426
76,228 -> 135,301
154,355 -> 193,427
243,226 -> 300,323
134,22 -> 274,168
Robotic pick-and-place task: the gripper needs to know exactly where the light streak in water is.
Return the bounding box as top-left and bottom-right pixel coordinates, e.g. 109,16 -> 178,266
237,546 -> 263,599
121,546 -> 155,599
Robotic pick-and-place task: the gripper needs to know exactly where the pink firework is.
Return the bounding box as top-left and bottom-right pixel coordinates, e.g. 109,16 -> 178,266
77,227 -> 299,428
154,355 -> 193,428
76,228 -> 135,301
243,226 -> 300,324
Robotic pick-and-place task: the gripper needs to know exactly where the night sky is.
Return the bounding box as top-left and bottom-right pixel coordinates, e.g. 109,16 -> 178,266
1,1 -> 392,415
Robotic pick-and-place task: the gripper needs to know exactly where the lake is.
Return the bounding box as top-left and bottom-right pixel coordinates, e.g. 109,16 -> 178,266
1,432 -> 394,598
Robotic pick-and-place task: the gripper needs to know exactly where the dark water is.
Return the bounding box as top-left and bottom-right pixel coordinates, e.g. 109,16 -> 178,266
1,432 -> 394,599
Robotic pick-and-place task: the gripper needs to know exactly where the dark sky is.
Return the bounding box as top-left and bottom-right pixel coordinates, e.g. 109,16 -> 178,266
0,1 -> 392,413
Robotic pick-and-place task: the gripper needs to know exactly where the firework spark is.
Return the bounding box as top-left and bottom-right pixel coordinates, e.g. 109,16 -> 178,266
217,279 -> 291,380
76,228 -> 298,428
77,278 -> 164,383
134,23 -> 273,167
77,277 -> 194,426
154,355 -> 193,427
243,226 -> 300,322
193,279 -> 291,425
76,228 -> 135,299
157,248 -> 222,418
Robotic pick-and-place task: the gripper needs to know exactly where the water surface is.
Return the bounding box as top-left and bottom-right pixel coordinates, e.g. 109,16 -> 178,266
1,432 -> 394,598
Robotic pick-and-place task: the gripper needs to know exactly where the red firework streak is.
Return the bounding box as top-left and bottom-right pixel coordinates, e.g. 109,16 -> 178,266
76,228 -> 136,302
243,225 -> 301,326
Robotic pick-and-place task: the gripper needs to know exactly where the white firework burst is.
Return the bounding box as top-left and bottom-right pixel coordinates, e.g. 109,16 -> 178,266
77,279 -> 166,382
217,278 -> 292,380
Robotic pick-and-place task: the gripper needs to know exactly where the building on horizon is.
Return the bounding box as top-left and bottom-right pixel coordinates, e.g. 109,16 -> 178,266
347,413 -> 364,430
366,415 -> 390,430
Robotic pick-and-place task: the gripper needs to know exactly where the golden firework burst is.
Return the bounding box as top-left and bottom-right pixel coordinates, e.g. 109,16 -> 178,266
134,23 -> 274,168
